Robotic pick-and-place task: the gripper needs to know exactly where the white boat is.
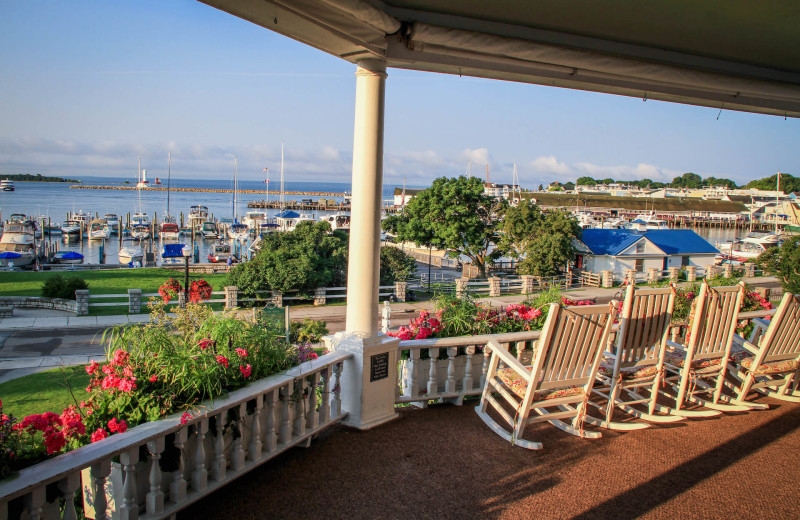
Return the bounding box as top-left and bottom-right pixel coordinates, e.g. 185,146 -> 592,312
119,240 -> 144,265
88,219 -> 110,240
601,217 -> 628,229
319,212 -> 351,231
160,242 -> 186,265
242,210 -> 267,232
1,179 -> 14,191
229,221 -> 249,241
202,220 -> 219,239
716,240 -> 767,262
131,212 -> 151,239
70,210 -> 92,230
104,214 -> 120,234
207,242 -> 232,263
187,205 -> 209,228
159,220 -> 181,241
627,212 -> 669,231
573,211 -> 597,229
60,219 -> 81,236
741,231 -> 782,247
0,218 -> 37,266
51,250 -> 84,265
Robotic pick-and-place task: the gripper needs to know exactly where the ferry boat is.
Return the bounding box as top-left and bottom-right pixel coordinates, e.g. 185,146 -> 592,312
202,220 -> 219,239
159,220 -> 181,241
0,218 -> 37,266
88,219 -> 110,240
207,242 -> 232,263
119,240 -> 144,265
1,179 -> 15,191
319,212 -> 351,231
104,214 -> 120,234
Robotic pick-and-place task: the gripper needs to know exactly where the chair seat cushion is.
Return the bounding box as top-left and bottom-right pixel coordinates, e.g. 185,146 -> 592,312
737,356 -> 800,375
497,368 -> 584,400
597,362 -> 659,380
664,350 -> 724,369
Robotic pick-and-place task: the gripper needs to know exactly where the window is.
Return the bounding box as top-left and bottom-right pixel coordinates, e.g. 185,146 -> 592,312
682,256 -> 691,267
635,259 -> 644,272
635,241 -> 645,254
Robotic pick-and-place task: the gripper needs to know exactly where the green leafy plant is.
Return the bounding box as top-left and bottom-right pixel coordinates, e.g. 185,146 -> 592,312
41,274 -> 88,300
289,318 -> 329,344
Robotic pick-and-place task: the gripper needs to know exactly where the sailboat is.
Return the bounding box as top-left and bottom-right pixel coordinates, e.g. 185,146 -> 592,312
229,157 -> 249,241
159,152 -> 181,240
132,157 -> 151,239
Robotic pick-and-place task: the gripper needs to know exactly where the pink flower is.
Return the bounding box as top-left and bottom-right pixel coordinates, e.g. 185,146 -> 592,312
108,418 -> 128,433
86,360 -> 100,375
197,338 -> 213,351
90,428 -> 108,442
180,412 -> 191,425
117,378 -> 136,393
235,348 -> 248,357
149,374 -> 158,382
239,364 -> 252,378
44,429 -> 67,454
216,355 -> 229,368
112,350 -> 129,367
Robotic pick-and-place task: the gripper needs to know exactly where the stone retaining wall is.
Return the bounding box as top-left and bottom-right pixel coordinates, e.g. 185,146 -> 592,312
0,296 -> 77,313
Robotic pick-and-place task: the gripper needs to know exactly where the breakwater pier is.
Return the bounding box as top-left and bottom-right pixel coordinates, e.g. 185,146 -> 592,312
69,185 -> 345,197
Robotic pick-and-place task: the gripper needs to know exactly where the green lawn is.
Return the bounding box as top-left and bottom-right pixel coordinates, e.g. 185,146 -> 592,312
0,366 -> 91,418
0,268 -> 230,315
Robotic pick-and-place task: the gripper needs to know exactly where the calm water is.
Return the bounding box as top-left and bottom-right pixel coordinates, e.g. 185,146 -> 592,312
0,176 -> 407,265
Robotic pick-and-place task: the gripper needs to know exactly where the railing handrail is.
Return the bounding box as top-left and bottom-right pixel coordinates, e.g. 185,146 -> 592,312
0,350 -> 352,504
399,329 -> 542,349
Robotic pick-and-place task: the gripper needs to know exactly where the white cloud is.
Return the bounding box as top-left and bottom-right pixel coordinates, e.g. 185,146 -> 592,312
529,155 -> 571,176
573,161 -> 678,182
320,146 -> 340,161
461,147 -> 489,166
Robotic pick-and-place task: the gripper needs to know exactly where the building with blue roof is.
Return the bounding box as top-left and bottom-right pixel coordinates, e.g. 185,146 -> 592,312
574,229 -> 719,281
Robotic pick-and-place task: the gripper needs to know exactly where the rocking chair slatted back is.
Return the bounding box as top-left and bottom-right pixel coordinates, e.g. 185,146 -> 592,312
534,303 -> 616,391
617,285 -> 675,366
687,282 -> 745,361
756,293 -> 800,362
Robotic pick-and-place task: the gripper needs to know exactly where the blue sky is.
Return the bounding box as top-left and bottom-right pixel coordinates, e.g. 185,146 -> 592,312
1,0 -> 797,188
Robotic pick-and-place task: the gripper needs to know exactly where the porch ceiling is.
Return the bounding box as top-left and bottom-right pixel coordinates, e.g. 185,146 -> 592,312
200,0 -> 800,117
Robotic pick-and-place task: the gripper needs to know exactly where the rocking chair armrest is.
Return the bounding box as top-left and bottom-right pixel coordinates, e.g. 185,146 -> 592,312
487,340 -> 531,378
748,317 -> 770,345
731,333 -> 759,356
665,339 -> 686,351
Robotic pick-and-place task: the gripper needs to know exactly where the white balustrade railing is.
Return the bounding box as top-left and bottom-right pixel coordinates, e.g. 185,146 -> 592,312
396,330 -> 542,406
0,351 -> 352,520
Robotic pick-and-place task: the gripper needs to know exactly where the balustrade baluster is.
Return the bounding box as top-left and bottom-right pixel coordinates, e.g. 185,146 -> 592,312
280,383 -> 292,444
331,363 -> 342,417
265,390 -> 278,452
170,428 -> 188,504
146,438 -> 165,516
91,460 -> 111,520
463,346 -> 475,393
248,395 -> 263,461
293,378 -> 307,437
306,372 -> 320,430
58,472 -> 81,520
232,403 -> 247,471
22,486 -> 44,520
192,420 -> 208,492
481,345 -> 491,388
515,340 -> 525,362
119,447 -> 139,520
212,414 -> 226,482
427,348 -> 439,397
319,367 -> 330,424
446,347 -> 457,394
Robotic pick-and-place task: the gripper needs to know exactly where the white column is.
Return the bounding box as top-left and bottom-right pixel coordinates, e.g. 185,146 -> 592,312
346,58 -> 386,337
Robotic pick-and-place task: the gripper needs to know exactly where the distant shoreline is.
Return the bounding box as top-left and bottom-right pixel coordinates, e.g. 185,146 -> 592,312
69,185 -> 346,197
1,174 -> 80,183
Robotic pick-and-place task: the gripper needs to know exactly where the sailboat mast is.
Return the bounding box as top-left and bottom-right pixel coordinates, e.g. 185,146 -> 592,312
166,152 -> 171,217
280,140 -> 285,210
137,156 -> 142,214
234,157 -> 238,220
776,171 -> 781,233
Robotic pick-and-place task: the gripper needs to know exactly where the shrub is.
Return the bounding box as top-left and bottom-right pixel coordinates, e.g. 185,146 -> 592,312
41,275 -> 88,300
380,246 -> 417,285
289,318 -> 329,344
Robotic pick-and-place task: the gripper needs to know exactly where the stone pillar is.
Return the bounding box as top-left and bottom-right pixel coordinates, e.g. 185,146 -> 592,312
686,266 -> 697,282
601,270 -> 614,288
324,332 -> 400,430
756,287 -> 770,301
380,301 -> 391,333
127,289 -> 141,315
314,287 -> 327,306
668,267 -> 680,282
520,275 -> 536,295
745,263 -> 756,278
224,285 -> 238,310
723,263 -> 733,278
394,281 -> 407,302
647,268 -> 660,284
75,289 -> 89,316
345,58 -> 386,337
271,291 -> 283,308
706,265 -> 718,279
625,269 -> 636,286
488,277 -> 501,297
456,277 -> 469,298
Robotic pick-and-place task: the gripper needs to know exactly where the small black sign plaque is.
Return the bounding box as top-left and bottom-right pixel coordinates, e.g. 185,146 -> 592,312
370,352 -> 389,382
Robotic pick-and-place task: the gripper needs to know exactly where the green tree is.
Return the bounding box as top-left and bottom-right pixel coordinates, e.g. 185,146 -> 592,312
576,176 -> 596,186
746,173 -> 799,193
671,172 -> 703,188
756,239 -> 800,293
500,200 -> 581,277
600,178 -> 615,185
226,221 -> 348,296
704,176 -> 738,189
382,176 -> 507,277
379,246 -> 417,285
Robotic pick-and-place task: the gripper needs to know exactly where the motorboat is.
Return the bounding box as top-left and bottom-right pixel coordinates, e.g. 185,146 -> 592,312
716,240 -> 768,262
161,242 -> 186,265
202,220 -> 219,239
259,222 -> 280,236
0,218 -> 37,266
60,220 -> 81,237
242,210 -> 267,232
319,212 -> 351,231
627,212 -> 669,231
160,220 -> 181,241
70,210 -> 92,230
741,232 -> 782,247
1,179 -> 14,191
104,214 -> 120,234
88,219 -> 110,240
207,242 -> 232,263
572,211 -> 597,229
229,221 -> 250,241
131,213 -> 151,239
187,206 -> 209,228
51,250 -> 84,265
119,240 -> 144,265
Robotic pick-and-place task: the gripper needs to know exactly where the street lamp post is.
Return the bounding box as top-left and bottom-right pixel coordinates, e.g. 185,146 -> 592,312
182,245 -> 191,308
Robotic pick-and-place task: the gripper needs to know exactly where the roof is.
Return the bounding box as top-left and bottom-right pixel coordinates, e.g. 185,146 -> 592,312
579,229 -> 643,256
643,230 -> 719,254
201,0 -> 800,118
276,210 -> 300,219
